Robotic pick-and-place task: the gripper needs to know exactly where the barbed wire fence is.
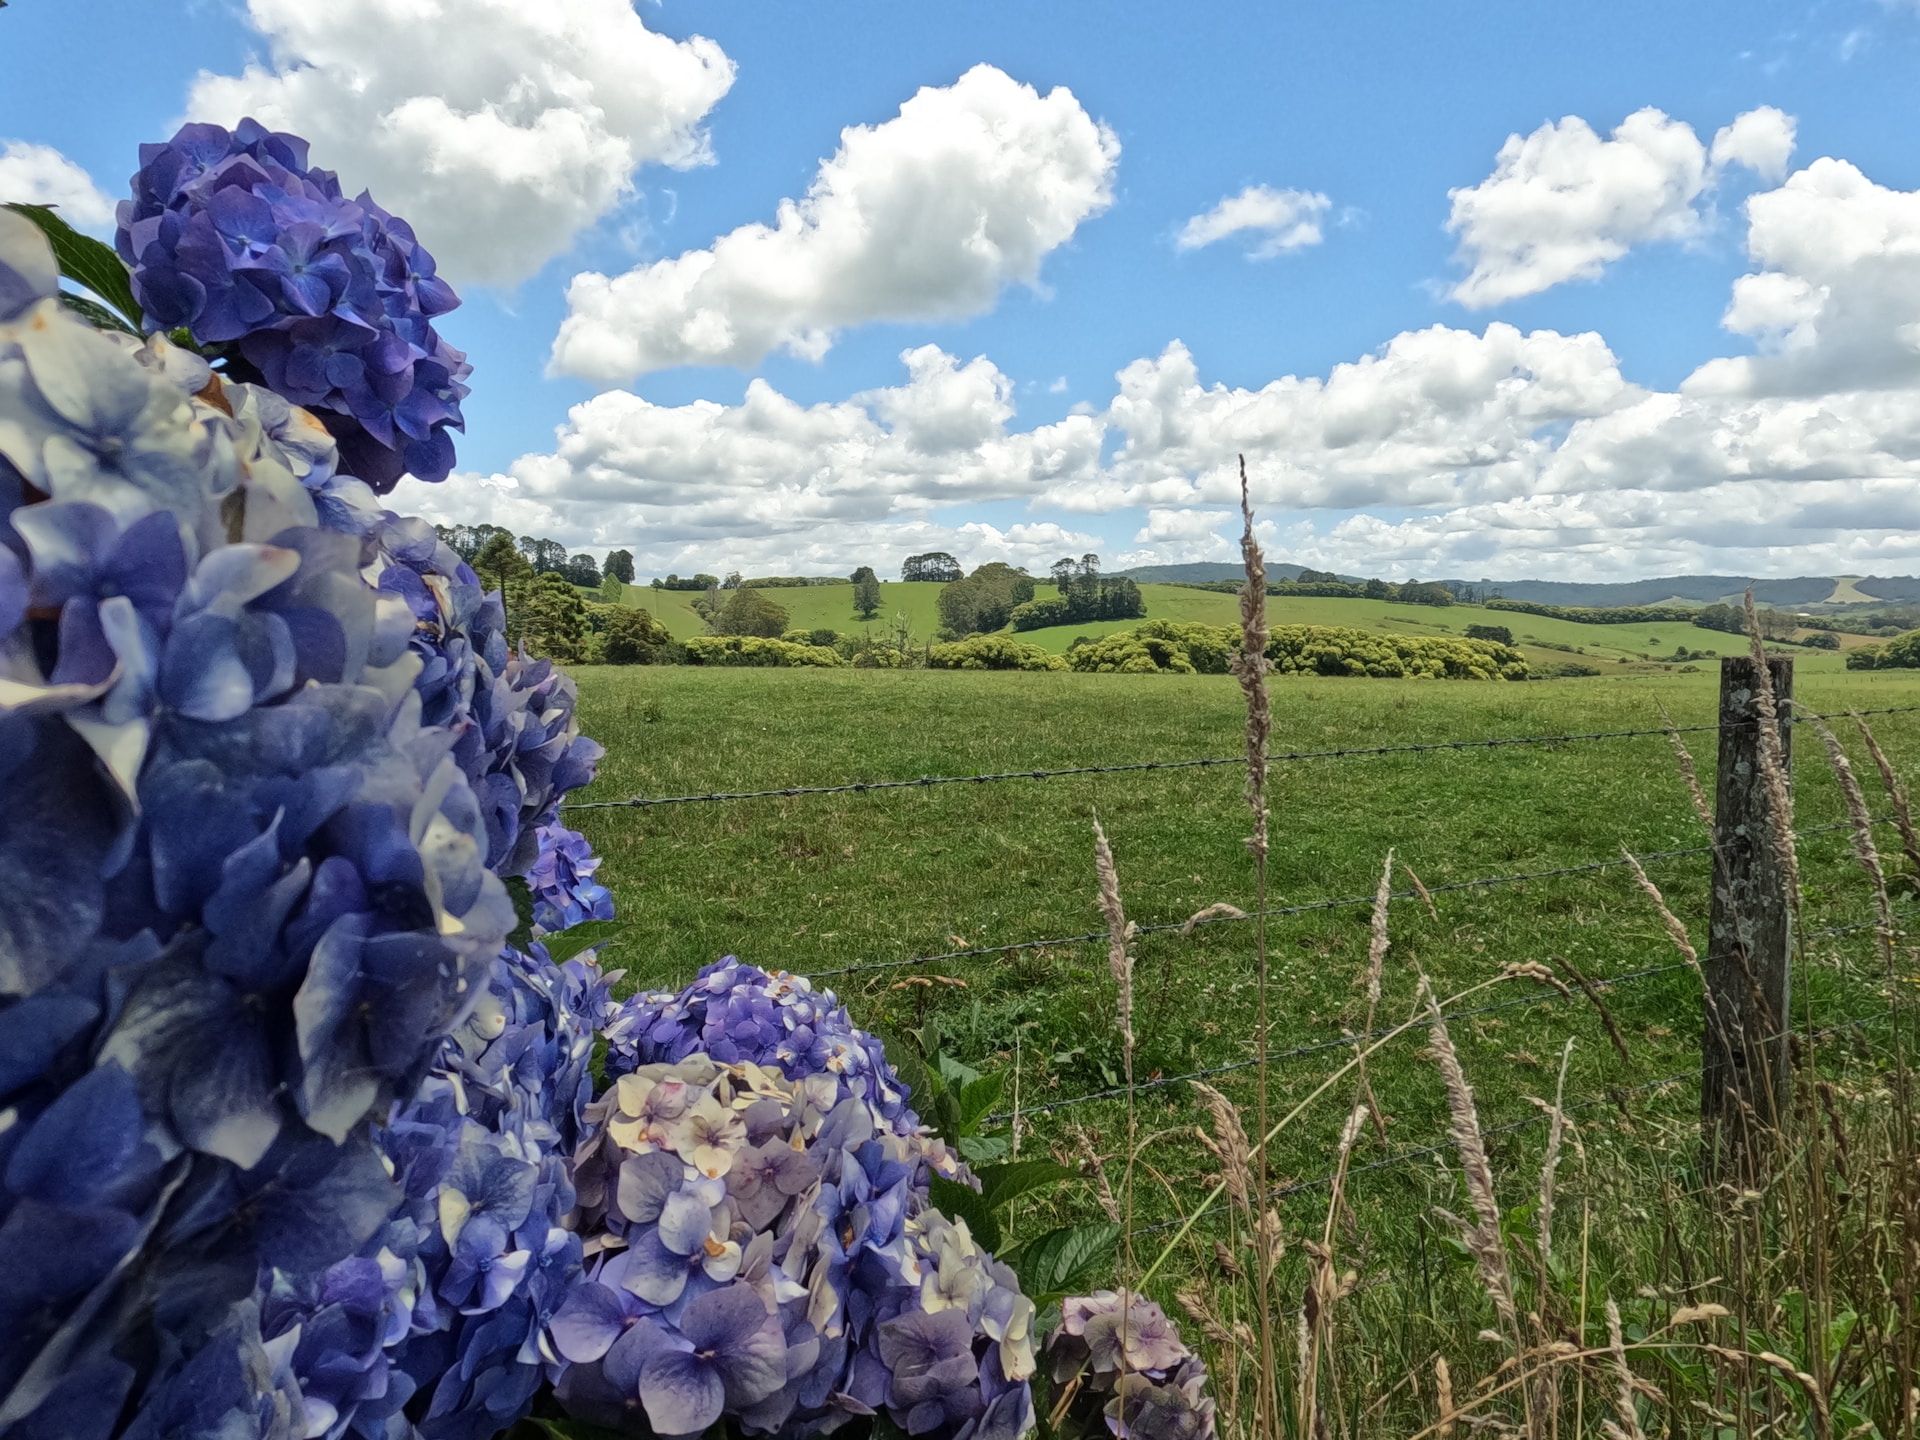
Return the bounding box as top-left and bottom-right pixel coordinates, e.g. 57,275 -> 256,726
567,676 -> 1919,1251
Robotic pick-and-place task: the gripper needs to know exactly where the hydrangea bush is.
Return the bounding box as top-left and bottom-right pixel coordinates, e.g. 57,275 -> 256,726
1,113 -> 1216,1440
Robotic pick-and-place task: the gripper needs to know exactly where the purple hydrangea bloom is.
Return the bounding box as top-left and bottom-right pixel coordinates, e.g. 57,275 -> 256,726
549,1055 -> 1035,1440
261,943 -> 615,1440
603,959 -> 923,1138
1046,1292 -> 1216,1440
0,208 -> 513,1439
528,821 -> 614,933
115,118 -> 470,491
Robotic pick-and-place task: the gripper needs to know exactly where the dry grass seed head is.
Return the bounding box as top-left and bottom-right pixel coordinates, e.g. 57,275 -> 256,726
1190,1081 -> 1254,1215
1603,1300 -> 1650,1440
1232,457 -> 1271,860
1180,901 -> 1248,936
1852,712 -> 1920,879
1364,848 -> 1395,1008
1536,1040 -> 1575,1269
1422,979 -> 1520,1332
1658,702 -> 1714,833
1091,813 -> 1134,1050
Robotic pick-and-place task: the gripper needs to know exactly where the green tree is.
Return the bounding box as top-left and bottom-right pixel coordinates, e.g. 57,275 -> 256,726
563,551 -> 601,588
511,571 -> 589,661
598,574 -> 627,605
715,585 -> 789,637
473,532 -> 531,628
902,551 -> 963,583
604,548 -> 636,584
852,566 -> 882,619
603,606 -> 672,663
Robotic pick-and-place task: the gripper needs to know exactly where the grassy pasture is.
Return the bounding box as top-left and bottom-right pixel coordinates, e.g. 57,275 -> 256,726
569,662 -> 1920,1292
618,579 -> 1861,672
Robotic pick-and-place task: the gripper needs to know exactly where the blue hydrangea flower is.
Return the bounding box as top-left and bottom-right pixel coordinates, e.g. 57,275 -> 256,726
0,207 -> 513,1440
527,821 -> 614,933
603,959 -> 922,1137
1046,1292 -> 1216,1440
115,119 -> 470,491
549,1055 -> 1035,1440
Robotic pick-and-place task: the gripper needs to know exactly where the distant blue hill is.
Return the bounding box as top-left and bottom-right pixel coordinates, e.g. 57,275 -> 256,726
1111,565 -> 1920,610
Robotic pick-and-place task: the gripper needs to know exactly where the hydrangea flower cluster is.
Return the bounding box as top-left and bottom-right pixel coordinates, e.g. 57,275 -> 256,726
115,119 -> 471,490
548,1055 -> 1036,1440
527,821 -> 615,933
605,959 -> 917,1134
0,209 -> 512,1437
260,942 -> 616,1439
1045,1293 -> 1216,1440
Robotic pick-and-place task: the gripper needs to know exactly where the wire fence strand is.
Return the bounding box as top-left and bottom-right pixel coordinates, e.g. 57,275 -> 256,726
564,704 -> 1920,813
1135,1017 -> 1879,1236
808,818 -> 1881,982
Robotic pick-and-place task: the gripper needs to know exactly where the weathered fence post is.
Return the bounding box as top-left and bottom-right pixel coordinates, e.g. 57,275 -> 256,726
1702,654 -> 1795,1180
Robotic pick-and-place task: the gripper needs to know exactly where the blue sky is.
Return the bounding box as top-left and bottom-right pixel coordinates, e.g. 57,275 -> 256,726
5,0 -> 1920,581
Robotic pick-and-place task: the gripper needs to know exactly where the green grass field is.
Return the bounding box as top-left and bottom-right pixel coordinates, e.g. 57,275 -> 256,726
617,579 -> 1864,672
567,662 -> 1920,1277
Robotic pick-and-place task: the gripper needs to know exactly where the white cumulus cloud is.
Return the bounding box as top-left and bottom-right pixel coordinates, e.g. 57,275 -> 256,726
183,0 -> 735,287
1176,185 -> 1332,259
1710,105 -> 1797,182
1445,106 -> 1794,307
0,141 -> 116,228
1686,157 -> 1920,398
548,64 -> 1119,381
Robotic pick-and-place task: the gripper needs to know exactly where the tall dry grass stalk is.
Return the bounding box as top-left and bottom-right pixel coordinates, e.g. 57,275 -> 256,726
1658,703 -> 1714,834
1090,812 -> 1141,1431
1229,454 -> 1280,1439
1356,849 -> 1396,1145
1601,1301 -> 1648,1440
1536,1040 -> 1575,1278
1421,978 -> 1522,1338
1853,712 -> 1920,880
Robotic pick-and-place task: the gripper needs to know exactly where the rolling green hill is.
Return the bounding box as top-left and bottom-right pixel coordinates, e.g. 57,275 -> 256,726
611,579 -> 1861,672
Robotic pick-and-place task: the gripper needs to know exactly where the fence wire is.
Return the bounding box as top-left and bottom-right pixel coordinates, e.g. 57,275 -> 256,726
563,704 -> 1920,813
989,916 -> 1885,1124
1136,1018 -> 1878,1237
810,818 -> 1881,982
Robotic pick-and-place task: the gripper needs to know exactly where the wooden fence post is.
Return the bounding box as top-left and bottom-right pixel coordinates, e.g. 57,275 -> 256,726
1702,654 -> 1795,1180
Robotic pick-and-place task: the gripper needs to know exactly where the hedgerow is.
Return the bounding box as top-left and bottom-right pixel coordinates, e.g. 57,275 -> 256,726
683,634 -> 845,666
1485,598 -> 1697,624
1066,620 -> 1527,679
927,634 -> 1068,670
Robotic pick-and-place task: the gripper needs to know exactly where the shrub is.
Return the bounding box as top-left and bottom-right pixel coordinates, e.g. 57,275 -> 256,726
1848,629 -> 1920,669
603,605 -> 672,664
1465,623 -> 1514,645
1803,631 -> 1840,650
1010,596 -> 1072,630
927,635 -> 1067,670
683,635 -> 843,666
780,625 -> 841,647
